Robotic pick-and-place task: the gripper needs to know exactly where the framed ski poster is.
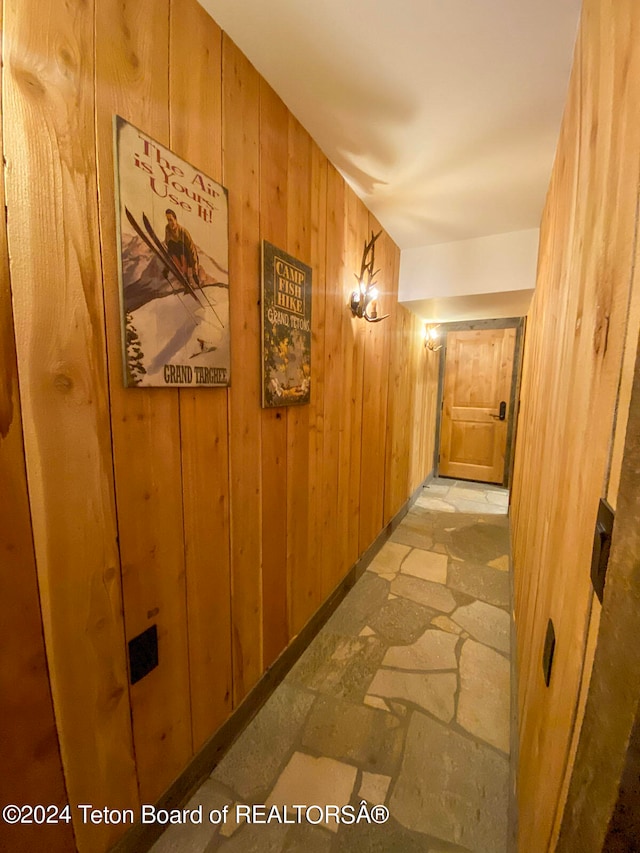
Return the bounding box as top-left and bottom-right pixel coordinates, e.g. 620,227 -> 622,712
261,241 -> 312,407
113,115 -> 230,387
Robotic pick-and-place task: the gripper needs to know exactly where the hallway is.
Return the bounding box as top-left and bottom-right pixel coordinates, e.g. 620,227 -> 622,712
151,480 -> 512,853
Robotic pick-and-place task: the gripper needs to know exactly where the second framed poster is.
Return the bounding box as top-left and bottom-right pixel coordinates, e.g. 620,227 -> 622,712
261,241 -> 312,407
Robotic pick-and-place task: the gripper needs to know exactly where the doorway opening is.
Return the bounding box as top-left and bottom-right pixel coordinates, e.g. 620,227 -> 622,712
433,318 -> 525,489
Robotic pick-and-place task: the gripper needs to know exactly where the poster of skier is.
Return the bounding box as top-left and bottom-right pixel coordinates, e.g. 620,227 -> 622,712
113,116 -> 230,388
261,241 -> 312,407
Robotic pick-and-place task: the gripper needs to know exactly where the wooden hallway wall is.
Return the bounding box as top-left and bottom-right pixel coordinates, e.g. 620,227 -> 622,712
510,0 -> 640,849
0,1 -> 439,851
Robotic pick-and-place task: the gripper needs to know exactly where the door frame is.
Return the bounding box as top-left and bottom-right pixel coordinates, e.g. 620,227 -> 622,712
433,316 -> 526,488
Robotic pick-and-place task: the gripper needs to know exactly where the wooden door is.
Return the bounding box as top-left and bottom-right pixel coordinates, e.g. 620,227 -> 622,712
439,328 -> 516,484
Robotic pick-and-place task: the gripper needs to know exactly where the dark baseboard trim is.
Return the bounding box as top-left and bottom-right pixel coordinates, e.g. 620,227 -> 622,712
110,471 -> 433,853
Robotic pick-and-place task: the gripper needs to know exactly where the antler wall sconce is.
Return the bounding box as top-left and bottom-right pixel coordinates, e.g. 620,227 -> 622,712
349,230 -> 389,322
424,324 -> 442,351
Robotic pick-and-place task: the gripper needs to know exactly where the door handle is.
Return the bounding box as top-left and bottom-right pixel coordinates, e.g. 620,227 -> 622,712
491,401 -> 507,420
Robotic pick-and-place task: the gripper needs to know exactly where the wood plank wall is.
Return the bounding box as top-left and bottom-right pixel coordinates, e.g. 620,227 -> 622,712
0,3 -> 75,847
0,2 -> 439,851
510,1 -> 640,849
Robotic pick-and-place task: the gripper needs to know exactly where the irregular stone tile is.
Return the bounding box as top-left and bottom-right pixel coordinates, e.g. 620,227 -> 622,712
430,513 -> 496,547
414,496 -> 456,512
378,572 -> 397,581
484,512 -> 510,528
336,810 -> 452,852
218,804 -> 247,839
302,695 -> 403,776
401,548 -> 448,584
331,636 -> 366,662
390,525 -> 434,551
266,753 -> 357,834
150,779 -> 231,852
433,543 -> 448,555
302,635 -> 388,702
390,575 -> 457,613
448,522 -> 510,565
422,483 -> 451,496
488,554 -> 510,572
390,713 -> 509,851
448,498 -> 506,515
281,824 -> 334,853
367,597 -> 435,644
406,508 -> 437,530
368,670 -> 456,722
359,771 -> 392,805
447,561 -> 511,608
391,530 -> 435,551
387,593 -> 398,599
368,541 -> 411,574
431,615 -> 463,635
452,600 -> 510,654
429,532 -> 455,550
212,684 -> 314,800
216,820 -> 289,851
450,479 -> 489,492
324,573 -> 389,635
387,700 -> 409,718
486,490 -> 510,506
458,639 -> 510,753
364,695 -> 390,712
449,588 -> 477,608
449,487 -> 488,502
428,845 -> 473,853
359,626 -> 376,637
382,629 -> 458,671
287,632 -> 343,688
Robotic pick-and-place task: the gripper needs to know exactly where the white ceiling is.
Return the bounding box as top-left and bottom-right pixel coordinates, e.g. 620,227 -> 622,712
199,0 -> 580,253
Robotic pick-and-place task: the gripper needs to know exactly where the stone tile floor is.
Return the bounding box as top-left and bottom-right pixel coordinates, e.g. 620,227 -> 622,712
151,478 -> 512,853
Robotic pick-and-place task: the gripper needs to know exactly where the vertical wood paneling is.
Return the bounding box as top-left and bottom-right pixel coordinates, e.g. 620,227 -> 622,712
384,305 -> 413,521
3,3 -> 440,849
169,4 -> 232,752
384,303 -> 439,517
307,143 -> 328,613
259,81 -> 289,664
95,0 -> 192,804
287,118 -> 313,636
359,217 -> 393,551
223,37 -> 263,702
0,345 -> 74,853
341,192 -> 368,570
3,0 -> 139,849
0,12 -> 73,844
321,165 -> 346,597
511,1 -> 640,848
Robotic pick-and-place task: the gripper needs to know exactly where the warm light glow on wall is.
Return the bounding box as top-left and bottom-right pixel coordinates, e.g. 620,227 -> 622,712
424,324 -> 442,351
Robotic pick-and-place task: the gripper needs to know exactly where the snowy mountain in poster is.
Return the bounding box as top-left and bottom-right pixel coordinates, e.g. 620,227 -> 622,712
113,115 -> 231,388
121,230 -> 229,387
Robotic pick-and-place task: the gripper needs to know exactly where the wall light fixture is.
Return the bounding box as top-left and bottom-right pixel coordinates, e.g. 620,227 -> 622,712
349,230 -> 389,322
424,324 -> 442,351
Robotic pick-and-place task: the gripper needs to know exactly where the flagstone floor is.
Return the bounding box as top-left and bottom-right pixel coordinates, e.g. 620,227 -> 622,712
151,478 -> 512,853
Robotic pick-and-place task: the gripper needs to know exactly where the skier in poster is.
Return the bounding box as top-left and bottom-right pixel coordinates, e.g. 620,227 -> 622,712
164,208 -> 200,287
